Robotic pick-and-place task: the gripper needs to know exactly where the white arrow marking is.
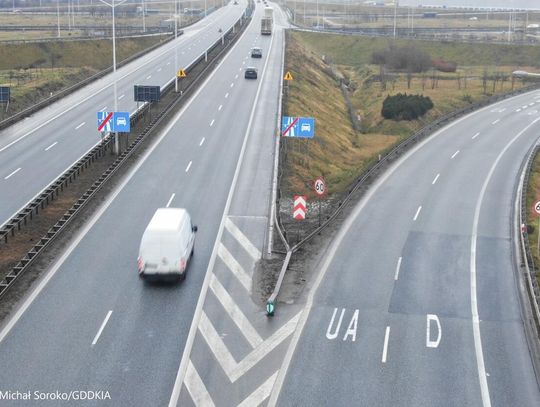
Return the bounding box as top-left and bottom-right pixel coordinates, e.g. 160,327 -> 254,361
209,273 -> 262,348
225,217 -> 261,260
426,314 -> 441,348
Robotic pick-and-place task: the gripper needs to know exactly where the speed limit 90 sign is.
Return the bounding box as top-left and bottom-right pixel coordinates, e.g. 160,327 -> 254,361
314,177 -> 326,196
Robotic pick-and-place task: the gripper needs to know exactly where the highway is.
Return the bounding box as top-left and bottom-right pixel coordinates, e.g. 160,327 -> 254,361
0,1 -> 245,229
0,1 -> 285,405
271,93 -> 540,406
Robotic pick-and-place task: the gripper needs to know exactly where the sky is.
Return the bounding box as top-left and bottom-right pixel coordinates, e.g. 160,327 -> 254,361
397,0 -> 540,10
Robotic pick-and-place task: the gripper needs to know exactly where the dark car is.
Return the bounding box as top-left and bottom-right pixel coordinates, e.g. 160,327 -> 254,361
244,67 -> 258,79
251,47 -> 262,58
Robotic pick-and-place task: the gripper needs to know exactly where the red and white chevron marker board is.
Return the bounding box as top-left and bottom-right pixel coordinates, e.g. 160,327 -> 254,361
294,195 -> 307,220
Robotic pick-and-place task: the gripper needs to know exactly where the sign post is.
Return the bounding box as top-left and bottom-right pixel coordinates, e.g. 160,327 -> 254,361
533,200 -> 540,256
314,177 -> 326,227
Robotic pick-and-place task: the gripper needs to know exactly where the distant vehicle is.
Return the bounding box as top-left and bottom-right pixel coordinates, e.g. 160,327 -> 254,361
251,47 -> 262,58
261,6 -> 273,35
301,123 -> 311,132
527,24 -> 540,29
234,0 -> 238,4
245,67 -> 258,79
116,117 -> 127,126
138,208 -> 197,282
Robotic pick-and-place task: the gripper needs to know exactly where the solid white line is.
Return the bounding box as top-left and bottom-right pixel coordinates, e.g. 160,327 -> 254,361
491,119 -> 500,125
91,310 -> 112,346
218,104 -> 223,111
413,205 -> 422,221
146,75 -> 152,79
118,94 -> 125,100
225,92 -> 229,98
166,193 -> 175,208
210,119 -> 215,127
225,217 -> 262,260
185,360 -> 216,407
472,132 -> 480,140
471,117 -> 540,407
394,257 -> 402,281
199,137 -> 205,146
4,168 -> 21,180
44,142 -> 58,151
382,326 -> 390,363
185,161 -> 192,172
451,150 -> 460,159
432,173 -> 440,185
75,122 -> 85,130
209,274 -> 263,348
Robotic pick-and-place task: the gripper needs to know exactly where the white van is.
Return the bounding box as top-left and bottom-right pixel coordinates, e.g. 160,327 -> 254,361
137,208 -> 197,281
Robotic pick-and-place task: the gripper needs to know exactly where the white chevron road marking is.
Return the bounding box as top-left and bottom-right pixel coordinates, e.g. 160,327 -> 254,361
237,371 -> 279,407
209,273 -> 263,348
198,312 -> 301,383
185,360 -> 216,407
225,217 -> 262,260
217,243 -> 251,292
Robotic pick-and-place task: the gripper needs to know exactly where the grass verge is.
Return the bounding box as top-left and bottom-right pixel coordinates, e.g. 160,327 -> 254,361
526,153 -> 540,289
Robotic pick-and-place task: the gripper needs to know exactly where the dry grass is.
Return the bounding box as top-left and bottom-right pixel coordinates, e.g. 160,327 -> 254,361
526,154 -> 540,288
282,31 -> 537,202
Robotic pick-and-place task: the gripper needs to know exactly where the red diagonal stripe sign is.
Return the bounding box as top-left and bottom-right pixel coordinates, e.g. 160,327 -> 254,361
282,117 -> 299,137
294,195 -> 306,220
98,112 -> 113,132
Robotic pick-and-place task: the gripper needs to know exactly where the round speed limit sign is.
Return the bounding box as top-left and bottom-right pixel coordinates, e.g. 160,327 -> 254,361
314,177 -> 326,196
534,201 -> 540,215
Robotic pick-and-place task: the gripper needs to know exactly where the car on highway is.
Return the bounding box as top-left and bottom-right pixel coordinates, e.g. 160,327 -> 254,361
244,66 -> 258,79
251,47 -> 262,58
137,208 -> 197,282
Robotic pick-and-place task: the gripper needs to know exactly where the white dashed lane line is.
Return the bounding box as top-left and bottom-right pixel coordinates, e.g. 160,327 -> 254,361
394,257 -> 402,281
100,106 -> 107,111
166,193 -> 176,208
4,168 -> 21,180
157,68 -> 162,72
118,94 -> 125,100
382,326 -> 391,363
451,150 -> 460,159
225,93 -> 229,98
185,161 -> 192,173
91,310 -> 113,347
230,83 -> 234,88
210,119 -> 215,127
491,119 -> 500,125
413,206 -> 422,221
472,132 -> 480,139
75,122 -> 86,130
199,137 -> 205,146
235,74 -> 239,79
45,142 -> 58,151
218,104 -> 223,111
432,173 -> 440,185
146,75 -> 152,80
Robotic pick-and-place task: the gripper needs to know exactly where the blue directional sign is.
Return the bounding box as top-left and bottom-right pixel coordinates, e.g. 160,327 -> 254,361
281,116 -> 315,138
97,111 -> 130,132
0,87 -> 10,103
113,112 -> 130,132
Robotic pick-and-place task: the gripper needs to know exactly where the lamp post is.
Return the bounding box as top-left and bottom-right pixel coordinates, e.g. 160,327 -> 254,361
98,0 -> 128,155
57,0 -> 61,38
175,0 -> 180,92
142,0 -> 146,32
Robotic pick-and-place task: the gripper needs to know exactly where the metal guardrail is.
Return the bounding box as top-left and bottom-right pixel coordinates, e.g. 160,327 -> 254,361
518,144 -> 540,327
0,8 -> 253,299
266,79 -> 540,315
0,32 -> 176,132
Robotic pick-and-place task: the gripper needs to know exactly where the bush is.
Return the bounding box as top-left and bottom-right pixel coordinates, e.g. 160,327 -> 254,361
371,45 -> 432,73
432,58 -> 457,72
381,93 -> 434,120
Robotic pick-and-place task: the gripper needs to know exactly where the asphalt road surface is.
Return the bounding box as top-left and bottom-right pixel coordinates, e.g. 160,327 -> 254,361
272,93 -> 540,406
0,2 -> 283,405
0,1 -> 245,229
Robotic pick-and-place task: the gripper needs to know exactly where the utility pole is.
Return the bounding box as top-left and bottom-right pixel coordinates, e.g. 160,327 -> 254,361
57,0 -> 61,38
393,0 -> 398,39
